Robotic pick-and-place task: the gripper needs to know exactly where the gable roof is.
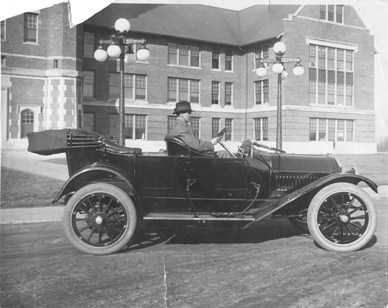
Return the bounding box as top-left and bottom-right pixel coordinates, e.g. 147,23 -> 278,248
84,4 -> 300,46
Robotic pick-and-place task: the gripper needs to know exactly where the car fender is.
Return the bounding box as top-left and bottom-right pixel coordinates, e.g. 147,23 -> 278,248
244,173 -> 378,228
53,163 -> 141,214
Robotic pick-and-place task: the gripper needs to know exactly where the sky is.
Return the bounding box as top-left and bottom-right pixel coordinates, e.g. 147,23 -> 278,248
2,0 -> 388,141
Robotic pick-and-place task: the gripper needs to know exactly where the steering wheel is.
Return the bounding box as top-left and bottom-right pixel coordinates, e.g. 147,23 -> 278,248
216,128 -> 237,158
216,128 -> 226,139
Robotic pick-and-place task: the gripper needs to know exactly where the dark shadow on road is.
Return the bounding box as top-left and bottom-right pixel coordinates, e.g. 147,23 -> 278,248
121,217 -> 308,252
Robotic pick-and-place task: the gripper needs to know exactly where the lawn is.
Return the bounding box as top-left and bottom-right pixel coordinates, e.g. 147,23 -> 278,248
1,167 -> 63,208
0,154 -> 387,208
333,153 -> 388,185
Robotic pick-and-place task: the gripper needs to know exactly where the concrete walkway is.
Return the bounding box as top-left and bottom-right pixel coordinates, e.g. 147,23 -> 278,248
1,150 -> 387,224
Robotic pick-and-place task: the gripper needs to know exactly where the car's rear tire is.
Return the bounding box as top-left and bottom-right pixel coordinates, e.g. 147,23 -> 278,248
307,183 -> 377,252
64,183 -> 137,255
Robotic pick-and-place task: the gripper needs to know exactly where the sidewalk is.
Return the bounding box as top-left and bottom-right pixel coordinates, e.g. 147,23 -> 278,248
1,150 -> 387,224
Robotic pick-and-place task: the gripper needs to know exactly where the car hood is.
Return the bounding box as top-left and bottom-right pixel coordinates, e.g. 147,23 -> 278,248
268,153 -> 341,174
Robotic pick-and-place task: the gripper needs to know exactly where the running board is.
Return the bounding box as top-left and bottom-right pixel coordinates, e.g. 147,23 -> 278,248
143,212 -> 255,222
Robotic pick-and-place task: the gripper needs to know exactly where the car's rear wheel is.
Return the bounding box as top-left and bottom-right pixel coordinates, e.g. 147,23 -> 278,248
64,183 -> 137,255
307,183 -> 376,252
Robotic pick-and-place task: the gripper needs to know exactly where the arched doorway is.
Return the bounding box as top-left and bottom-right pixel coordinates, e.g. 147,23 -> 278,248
21,109 -> 34,138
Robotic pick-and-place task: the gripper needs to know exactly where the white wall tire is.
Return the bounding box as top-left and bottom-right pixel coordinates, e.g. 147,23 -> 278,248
307,183 -> 377,252
63,183 -> 137,255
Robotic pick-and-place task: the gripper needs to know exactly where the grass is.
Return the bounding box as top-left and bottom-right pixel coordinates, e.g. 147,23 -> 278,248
0,154 -> 387,209
1,167 -> 63,208
333,153 -> 388,186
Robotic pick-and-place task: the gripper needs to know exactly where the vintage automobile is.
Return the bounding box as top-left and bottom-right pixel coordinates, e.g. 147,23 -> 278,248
27,129 -> 378,255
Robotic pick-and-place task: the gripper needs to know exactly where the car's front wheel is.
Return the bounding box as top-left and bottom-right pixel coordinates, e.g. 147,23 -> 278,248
307,183 -> 377,252
63,183 -> 137,255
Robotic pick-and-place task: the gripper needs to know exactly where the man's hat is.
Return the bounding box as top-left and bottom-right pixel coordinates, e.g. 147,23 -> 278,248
173,101 -> 193,115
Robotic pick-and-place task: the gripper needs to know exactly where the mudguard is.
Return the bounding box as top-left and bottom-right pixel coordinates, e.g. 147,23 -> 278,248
53,163 -> 139,207
243,173 -> 378,228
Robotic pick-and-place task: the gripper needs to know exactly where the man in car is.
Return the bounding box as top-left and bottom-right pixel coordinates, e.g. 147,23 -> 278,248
170,101 -> 222,152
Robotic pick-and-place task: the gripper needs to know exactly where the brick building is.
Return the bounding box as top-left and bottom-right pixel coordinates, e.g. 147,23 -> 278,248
1,3 -> 376,153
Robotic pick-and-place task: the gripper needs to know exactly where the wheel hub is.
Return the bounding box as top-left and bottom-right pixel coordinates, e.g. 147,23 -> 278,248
95,215 -> 104,225
338,214 -> 349,224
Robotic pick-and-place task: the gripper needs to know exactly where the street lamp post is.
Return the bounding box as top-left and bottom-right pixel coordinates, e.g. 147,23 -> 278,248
94,18 -> 150,146
256,41 -> 304,150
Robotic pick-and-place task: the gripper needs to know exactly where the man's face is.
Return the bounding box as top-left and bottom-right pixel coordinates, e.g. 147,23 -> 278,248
179,111 -> 191,123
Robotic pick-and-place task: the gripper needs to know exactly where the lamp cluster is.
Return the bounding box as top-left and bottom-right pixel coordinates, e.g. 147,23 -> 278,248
94,18 -> 150,63
256,41 -> 304,78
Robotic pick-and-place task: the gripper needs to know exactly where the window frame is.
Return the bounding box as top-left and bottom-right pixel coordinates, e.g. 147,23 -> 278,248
225,82 -> 233,106
225,49 -> 233,71
123,114 -> 147,140
319,5 -> 344,24
309,118 -> 354,142
309,44 -> 354,107
211,81 -> 220,105
225,118 -> 233,141
1,20 -> 6,41
254,117 -> 268,141
109,73 -> 147,101
211,118 -> 220,138
168,42 -> 200,68
83,70 -> 95,98
254,80 -> 269,105
83,31 -> 95,58
254,45 -> 269,69
212,48 -> 220,70
167,77 -> 200,103
23,12 -> 39,43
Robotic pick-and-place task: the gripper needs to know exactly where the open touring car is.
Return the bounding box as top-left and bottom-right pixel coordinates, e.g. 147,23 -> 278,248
27,129 -> 378,255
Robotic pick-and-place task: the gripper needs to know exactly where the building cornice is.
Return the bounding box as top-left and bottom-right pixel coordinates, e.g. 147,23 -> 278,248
83,101 -> 374,116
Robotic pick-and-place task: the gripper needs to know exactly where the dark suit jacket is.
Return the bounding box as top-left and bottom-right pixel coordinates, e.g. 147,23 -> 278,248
171,119 -> 214,151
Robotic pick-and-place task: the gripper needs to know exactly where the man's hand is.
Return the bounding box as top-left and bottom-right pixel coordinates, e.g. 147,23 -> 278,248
211,136 -> 222,145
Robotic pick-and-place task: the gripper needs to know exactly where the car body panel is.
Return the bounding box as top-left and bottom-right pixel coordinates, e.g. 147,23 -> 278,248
28,129 -> 378,225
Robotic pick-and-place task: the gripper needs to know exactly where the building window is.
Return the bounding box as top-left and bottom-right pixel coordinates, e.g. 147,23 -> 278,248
83,32 -> 95,58
124,114 -> 147,139
336,5 -> 344,23
191,116 -> 200,137
109,73 -> 147,100
212,81 -> 220,105
190,46 -> 200,67
24,13 -> 38,43
309,118 -> 354,142
135,75 -> 146,99
168,43 -> 178,64
83,71 -> 95,98
319,5 -> 344,23
254,118 -> 268,141
309,44 -> 354,106
168,43 -> 200,67
1,20 -> 5,40
225,49 -> 233,71
225,118 -> 233,141
212,118 -> 220,138
255,45 -> 269,69
83,112 -> 95,132
328,5 -> 335,21
254,80 -> 269,104
212,48 -> 220,69
225,82 -> 233,106
167,116 -> 176,135
168,78 -> 200,103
